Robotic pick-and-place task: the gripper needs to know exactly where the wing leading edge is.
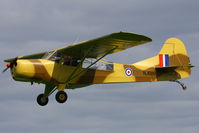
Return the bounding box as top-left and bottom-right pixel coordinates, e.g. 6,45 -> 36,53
4,52 -> 47,63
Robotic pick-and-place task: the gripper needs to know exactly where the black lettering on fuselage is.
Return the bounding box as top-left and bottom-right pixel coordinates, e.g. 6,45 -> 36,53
143,71 -> 155,75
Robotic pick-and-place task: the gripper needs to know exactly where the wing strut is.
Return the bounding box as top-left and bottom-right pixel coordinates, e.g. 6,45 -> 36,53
44,83 -> 56,97
65,46 -> 117,84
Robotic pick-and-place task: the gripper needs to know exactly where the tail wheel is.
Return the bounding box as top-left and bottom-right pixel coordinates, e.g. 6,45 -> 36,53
55,91 -> 68,103
37,94 -> 49,106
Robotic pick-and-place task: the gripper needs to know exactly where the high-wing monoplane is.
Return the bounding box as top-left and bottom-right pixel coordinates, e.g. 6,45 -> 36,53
3,32 -> 193,106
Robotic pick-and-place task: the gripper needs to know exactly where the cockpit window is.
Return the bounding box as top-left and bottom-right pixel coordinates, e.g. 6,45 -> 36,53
82,58 -> 113,71
49,51 -> 62,63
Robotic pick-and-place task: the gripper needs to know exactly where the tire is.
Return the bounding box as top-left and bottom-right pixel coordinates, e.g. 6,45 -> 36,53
37,94 -> 49,106
55,91 -> 68,103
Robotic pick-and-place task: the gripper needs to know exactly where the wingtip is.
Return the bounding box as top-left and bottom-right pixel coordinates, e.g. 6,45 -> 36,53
147,37 -> 153,42
4,58 -> 15,63
116,31 -> 152,42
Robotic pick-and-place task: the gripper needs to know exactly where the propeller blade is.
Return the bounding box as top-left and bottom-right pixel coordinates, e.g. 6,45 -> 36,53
2,67 -> 9,73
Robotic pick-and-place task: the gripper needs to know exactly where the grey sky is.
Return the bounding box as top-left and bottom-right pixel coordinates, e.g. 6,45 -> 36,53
0,0 -> 199,133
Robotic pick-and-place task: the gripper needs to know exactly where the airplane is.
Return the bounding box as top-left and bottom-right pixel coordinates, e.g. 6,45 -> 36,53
3,32 -> 193,106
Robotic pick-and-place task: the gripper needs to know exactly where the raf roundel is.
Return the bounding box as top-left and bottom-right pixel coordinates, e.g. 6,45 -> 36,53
125,68 -> 133,76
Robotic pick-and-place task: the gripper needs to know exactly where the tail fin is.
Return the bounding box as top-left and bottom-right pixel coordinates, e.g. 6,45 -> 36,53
133,38 -> 192,80
159,38 -> 190,67
157,38 -> 192,79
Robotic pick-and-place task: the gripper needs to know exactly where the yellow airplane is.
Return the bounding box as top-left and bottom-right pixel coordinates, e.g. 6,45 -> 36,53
3,32 -> 193,106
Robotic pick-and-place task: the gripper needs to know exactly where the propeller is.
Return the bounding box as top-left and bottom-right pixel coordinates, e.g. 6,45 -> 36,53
2,63 -> 11,73
2,57 -> 18,73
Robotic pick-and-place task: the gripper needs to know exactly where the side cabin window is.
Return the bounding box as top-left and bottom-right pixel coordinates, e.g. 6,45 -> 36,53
82,58 -> 113,71
62,56 -> 81,66
47,52 -> 113,70
48,51 -> 80,66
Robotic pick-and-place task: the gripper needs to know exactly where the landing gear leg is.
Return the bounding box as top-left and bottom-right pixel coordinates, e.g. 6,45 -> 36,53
36,83 -> 56,106
171,80 -> 187,90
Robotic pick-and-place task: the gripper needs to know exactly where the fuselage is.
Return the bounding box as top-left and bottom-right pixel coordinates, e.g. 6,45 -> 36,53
11,51 -> 191,89
11,59 -> 157,86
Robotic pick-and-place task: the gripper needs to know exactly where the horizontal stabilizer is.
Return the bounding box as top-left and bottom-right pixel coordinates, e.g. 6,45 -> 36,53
156,65 -> 194,70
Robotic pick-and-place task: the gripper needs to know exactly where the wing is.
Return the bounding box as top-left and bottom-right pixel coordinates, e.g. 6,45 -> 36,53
4,32 -> 152,62
57,32 -> 152,58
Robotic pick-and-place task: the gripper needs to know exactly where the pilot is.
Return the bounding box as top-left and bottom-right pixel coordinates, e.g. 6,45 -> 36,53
63,56 -> 71,65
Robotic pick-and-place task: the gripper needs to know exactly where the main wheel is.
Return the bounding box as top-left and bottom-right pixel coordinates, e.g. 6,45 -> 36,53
37,94 -> 49,106
55,91 -> 68,103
